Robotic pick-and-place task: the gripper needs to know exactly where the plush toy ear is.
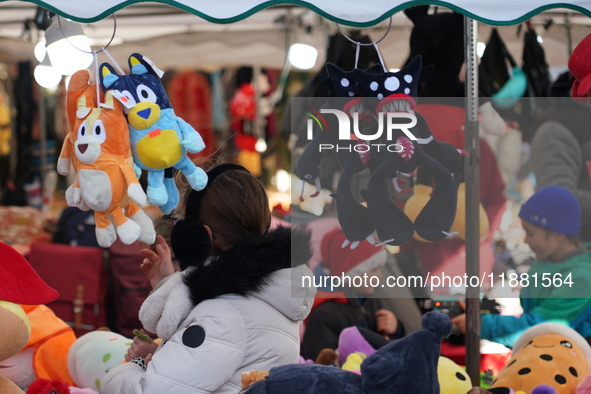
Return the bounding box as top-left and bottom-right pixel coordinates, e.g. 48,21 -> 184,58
404,5 -> 430,24
100,62 -> 119,92
76,92 -> 93,119
104,91 -> 122,113
68,70 -> 91,93
128,52 -> 156,76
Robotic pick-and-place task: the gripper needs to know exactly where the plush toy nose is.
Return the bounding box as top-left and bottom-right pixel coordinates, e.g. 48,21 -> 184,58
137,108 -> 152,119
78,144 -> 88,154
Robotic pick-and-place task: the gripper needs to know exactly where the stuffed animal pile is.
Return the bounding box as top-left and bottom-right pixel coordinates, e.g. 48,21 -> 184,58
243,311 -> 452,394
0,242 -> 59,394
297,57 -> 463,250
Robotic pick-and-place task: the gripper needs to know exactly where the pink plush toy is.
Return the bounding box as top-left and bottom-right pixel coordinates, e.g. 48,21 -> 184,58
576,373 -> 591,394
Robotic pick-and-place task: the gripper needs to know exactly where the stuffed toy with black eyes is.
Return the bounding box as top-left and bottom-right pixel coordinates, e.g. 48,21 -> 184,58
489,323 -> 591,394
99,53 -> 208,214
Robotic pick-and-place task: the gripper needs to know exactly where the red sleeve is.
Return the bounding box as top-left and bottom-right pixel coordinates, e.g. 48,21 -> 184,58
479,139 -> 507,238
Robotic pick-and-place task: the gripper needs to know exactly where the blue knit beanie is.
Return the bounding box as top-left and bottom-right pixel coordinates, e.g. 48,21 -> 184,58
519,185 -> 581,237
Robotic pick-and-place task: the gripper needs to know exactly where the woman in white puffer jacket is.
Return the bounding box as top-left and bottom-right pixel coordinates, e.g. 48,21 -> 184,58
100,164 -> 316,394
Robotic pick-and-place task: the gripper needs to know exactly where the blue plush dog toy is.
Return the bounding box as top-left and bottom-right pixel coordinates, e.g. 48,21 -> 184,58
99,53 -> 207,214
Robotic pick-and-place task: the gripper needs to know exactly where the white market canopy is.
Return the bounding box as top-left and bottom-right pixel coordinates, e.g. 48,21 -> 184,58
7,0 -> 591,26
0,1 -> 589,72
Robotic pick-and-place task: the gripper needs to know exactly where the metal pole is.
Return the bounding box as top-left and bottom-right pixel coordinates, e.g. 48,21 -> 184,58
38,83 -> 47,186
565,12 -> 573,57
464,15 -> 481,388
253,65 -> 262,141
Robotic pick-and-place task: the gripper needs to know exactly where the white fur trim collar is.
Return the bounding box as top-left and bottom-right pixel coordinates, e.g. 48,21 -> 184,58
138,272 -> 194,341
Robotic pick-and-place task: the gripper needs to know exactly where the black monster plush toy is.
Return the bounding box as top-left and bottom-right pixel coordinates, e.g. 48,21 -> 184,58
298,53 -> 462,248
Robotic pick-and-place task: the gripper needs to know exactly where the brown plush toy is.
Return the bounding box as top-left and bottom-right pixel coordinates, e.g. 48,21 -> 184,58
489,323 -> 591,394
241,371 -> 270,389
0,242 -> 59,393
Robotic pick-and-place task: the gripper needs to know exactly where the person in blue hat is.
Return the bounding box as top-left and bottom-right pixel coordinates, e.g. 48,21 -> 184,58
452,185 -> 591,348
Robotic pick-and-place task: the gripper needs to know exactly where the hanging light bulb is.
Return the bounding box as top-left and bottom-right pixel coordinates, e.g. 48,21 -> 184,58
34,56 -> 62,89
288,25 -> 318,70
276,170 -> 290,193
34,39 -> 46,62
255,138 -> 267,153
45,15 -> 93,76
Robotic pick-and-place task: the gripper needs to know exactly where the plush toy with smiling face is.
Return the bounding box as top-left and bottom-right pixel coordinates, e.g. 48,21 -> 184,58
489,323 -> 591,394
67,73 -> 155,248
99,53 -> 208,214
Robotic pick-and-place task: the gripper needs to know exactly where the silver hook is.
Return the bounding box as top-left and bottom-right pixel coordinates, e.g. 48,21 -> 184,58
336,17 -> 391,70
55,14 -> 118,105
336,17 -> 392,47
56,13 -> 117,56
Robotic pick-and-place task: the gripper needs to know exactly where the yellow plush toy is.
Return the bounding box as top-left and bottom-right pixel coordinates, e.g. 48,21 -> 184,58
342,352 -> 366,373
404,183 -> 489,241
404,184 -> 434,242
438,356 -> 472,394
489,323 -> 591,394
449,183 -> 489,240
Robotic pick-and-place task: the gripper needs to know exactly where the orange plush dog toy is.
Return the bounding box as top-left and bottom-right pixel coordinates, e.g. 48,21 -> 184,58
64,70 -> 155,247
56,70 -> 103,193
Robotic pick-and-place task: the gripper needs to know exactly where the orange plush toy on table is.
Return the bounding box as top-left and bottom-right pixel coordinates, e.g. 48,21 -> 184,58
489,323 -> 591,394
63,70 -> 155,248
0,242 -> 59,393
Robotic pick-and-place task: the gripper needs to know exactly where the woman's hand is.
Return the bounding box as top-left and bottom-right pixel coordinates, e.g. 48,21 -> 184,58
125,329 -> 159,362
140,235 -> 175,288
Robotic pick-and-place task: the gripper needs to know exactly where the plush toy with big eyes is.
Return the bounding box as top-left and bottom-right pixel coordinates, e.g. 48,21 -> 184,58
489,323 -> 591,394
68,72 -> 155,248
438,356 -> 472,394
100,53 -> 208,214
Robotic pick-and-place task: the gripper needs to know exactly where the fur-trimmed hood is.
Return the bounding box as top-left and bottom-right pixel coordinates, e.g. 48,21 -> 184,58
183,225 -> 313,306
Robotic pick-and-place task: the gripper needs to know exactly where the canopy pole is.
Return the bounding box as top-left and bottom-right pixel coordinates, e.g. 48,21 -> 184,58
565,12 -> 573,57
38,83 -> 47,187
464,15 -> 481,388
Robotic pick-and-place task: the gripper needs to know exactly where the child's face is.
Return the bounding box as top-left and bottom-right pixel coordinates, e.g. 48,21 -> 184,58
522,220 -> 562,261
355,267 -> 383,296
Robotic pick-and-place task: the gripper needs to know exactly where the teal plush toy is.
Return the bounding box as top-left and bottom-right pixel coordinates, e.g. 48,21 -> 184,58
99,53 -> 208,214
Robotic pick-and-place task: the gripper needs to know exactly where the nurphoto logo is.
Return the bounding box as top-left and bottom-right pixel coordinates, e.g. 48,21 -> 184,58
304,107 -> 417,153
